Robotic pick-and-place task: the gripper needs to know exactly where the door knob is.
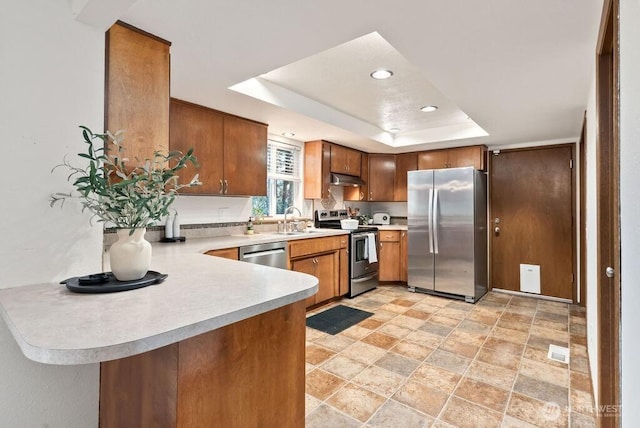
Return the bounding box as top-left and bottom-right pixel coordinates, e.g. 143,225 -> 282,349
606,266 -> 615,278
494,226 -> 500,234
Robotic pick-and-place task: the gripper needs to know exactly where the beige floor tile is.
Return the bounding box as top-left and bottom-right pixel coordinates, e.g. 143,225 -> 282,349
358,317 -> 385,330
404,308 -> 433,320
429,314 -> 462,328
326,382 -> 387,422
500,414 -> 539,427
379,303 -> 411,314
570,355 -> 590,374
305,404 -> 360,428
362,331 -> 400,350
500,312 -> 534,325
315,334 -> 356,352
490,326 -> 529,345
496,319 -> 531,333
305,393 -> 322,416
351,365 -> 406,397
447,301 -> 474,312
466,360 -> 517,390
570,333 -> 587,346
570,411 -> 596,427
306,369 -> 346,400
530,325 -> 570,342
535,311 -> 569,324
570,388 -> 595,415
378,322 -> 413,339
454,377 -> 510,413
526,334 -> 568,351
570,314 -> 586,325
466,309 -> 500,326
532,317 -> 568,332
371,309 -> 399,322
519,358 -> 569,388
504,305 -> 537,317
306,327 -> 329,342
388,314 -> 427,330
392,298 -> 417,308
367,399 -> 434,427
411,363 -> 462,394
441,396 -> 503,428
341,341 -> 388,365
341,324 -> 375,340
394,379 -> 449,417
306,362 -> 315,373
570,370 -> 592,392
513,374 -> 569,407
522,345 -> 567,369
458,319 -> 493,335
569,323 -> 586,335
509,296 -> 539,308
390,340 -> 434,361
476,346 -> 521,371
570,343 -> 588,358
405,329 -> 446,348
436,307 -> 468,320
483,337 -> 525,356
506,392 -> 568,428
447,329 -> 487,347
414,302 -> 446,313
419,321 -> 455,337
306,344 -> 337,365
375,351 -> 421,377
321,355 -> 368,380
439,338 -> 480,359
426,349 -> 471,374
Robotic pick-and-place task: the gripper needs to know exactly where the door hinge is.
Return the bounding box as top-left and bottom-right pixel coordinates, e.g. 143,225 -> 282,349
570,159 -> 574,169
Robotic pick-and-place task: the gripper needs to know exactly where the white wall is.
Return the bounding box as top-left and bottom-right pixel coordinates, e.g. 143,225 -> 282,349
619,0 -> 640,424
0,1 -> 104,426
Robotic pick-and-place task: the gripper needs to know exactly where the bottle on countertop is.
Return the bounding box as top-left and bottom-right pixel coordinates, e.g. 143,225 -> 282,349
246,216 -> 254,235
164,215 -> 174,239
173,211 -> 181,238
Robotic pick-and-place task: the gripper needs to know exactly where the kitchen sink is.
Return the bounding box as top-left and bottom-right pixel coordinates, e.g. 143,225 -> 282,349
274,230 -> 323,235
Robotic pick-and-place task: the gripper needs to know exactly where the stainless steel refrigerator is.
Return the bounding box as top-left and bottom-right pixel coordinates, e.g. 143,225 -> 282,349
407,167 -> 487,303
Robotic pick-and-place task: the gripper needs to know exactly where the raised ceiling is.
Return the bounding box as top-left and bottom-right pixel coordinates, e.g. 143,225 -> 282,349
88,0 -> 603,153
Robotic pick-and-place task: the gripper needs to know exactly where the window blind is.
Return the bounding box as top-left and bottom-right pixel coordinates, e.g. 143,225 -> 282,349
267,140 -> 301,182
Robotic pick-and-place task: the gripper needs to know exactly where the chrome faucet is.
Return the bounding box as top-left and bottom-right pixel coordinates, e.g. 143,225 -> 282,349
283,206 -> 302,233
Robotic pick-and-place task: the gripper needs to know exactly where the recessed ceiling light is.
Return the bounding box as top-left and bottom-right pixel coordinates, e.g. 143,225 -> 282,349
387,128 -> 400,134
282,132 -> 295,138
420,105 -> 438,113
370,69 -> 393,80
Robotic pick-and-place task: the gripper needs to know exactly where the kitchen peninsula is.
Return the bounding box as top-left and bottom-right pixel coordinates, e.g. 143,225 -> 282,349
0,244 -> 319,427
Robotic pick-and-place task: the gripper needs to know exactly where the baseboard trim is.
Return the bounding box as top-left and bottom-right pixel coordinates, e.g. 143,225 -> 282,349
490,288 -> 573,304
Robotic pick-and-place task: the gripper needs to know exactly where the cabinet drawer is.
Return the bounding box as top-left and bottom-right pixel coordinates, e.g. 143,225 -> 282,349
289,236 -> 343,259
379,231 -> 400,242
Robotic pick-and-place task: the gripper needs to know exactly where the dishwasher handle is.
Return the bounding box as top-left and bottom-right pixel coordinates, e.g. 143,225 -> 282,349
241,248 -> 286,260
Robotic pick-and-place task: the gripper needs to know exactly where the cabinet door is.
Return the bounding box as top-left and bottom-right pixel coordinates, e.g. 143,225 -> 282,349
223,116 -> 268,196
400,231 -> 408,282
315,253 -> 338,303
291,257 -> 318,307
304,141 -> 332,200
368,154 -> 396,201
417,150 -> 449,170
330,145 -> 362,176
378,240 -> 401,282
394,153 -> 417,201
344,153 -> 368,201
170,99 -> 224,194
205,248 -> 239,260
339,237 -> 349,296
106,22 -> 170,167
448,146 -> 486,170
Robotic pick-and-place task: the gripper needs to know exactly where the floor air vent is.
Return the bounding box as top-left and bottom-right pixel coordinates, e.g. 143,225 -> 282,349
547,344 -> 570,364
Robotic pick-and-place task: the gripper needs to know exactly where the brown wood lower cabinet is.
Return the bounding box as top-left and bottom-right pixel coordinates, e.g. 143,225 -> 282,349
378,230 -> 401,282
100,301 -> 306,427
205,247 -> 239,260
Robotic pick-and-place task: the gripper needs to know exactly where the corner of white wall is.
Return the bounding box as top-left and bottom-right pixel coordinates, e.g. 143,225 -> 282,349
1,1 -> 105,426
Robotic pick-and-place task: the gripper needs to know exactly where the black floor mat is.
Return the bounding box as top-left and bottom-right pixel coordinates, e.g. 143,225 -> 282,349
306,305 -> 374,335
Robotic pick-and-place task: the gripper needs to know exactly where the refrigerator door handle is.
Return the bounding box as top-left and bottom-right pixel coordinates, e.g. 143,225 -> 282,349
428,188 -> 434,254
433,188 -> 439,254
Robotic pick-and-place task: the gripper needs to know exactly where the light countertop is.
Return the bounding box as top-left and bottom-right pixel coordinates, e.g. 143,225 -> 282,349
0,233 -> 328,365
372,224 -> 408,231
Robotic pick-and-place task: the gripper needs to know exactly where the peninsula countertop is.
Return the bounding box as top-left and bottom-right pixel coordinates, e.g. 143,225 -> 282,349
0,240 -> 320,365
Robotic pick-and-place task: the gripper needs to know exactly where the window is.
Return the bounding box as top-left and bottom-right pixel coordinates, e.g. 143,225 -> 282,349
252,140 -> 302,217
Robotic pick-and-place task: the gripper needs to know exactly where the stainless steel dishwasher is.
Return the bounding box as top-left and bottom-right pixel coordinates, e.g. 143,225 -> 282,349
238,241 -> 288,269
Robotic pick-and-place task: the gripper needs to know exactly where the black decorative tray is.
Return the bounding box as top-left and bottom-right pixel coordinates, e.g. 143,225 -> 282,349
61,271 -> 168,294
160,236 -> 186,243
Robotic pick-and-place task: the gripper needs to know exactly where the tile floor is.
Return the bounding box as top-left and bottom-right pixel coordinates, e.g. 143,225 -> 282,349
304,286 -> 595,427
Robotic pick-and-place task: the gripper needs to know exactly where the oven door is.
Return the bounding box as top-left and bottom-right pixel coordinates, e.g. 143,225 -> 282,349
351,232 -> 379,278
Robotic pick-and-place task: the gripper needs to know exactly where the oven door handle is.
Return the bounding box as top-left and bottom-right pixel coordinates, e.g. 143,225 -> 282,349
351,274 -> 377,283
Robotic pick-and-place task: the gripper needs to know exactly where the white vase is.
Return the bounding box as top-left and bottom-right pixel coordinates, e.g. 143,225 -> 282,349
110,228 -> 152,281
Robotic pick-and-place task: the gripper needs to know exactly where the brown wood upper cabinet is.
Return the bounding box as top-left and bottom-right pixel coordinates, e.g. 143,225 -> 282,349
344,153 -> 369,201
417,145 -> 487,171
106,21 -> 170,165
304,140 -> 332,200
394,153 -> 417,201
330,144 -> 362,176
368,154 -> 396,201
170,98 -> 267,196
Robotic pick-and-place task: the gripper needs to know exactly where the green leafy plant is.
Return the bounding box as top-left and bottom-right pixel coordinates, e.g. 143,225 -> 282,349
51,126 -> 200,231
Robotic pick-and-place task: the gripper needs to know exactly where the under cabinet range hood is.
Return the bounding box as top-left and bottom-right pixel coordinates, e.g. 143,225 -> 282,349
331,173 -> 366,186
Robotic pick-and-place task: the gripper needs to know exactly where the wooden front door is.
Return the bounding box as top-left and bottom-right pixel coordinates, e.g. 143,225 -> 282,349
490,145 -> 575,300
596,0 -> 620,424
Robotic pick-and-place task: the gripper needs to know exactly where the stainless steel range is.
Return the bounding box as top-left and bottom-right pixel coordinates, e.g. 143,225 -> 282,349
315,209 -> 379,297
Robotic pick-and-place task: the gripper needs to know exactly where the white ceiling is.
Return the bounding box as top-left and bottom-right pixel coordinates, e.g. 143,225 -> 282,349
102,0 -> 602,153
